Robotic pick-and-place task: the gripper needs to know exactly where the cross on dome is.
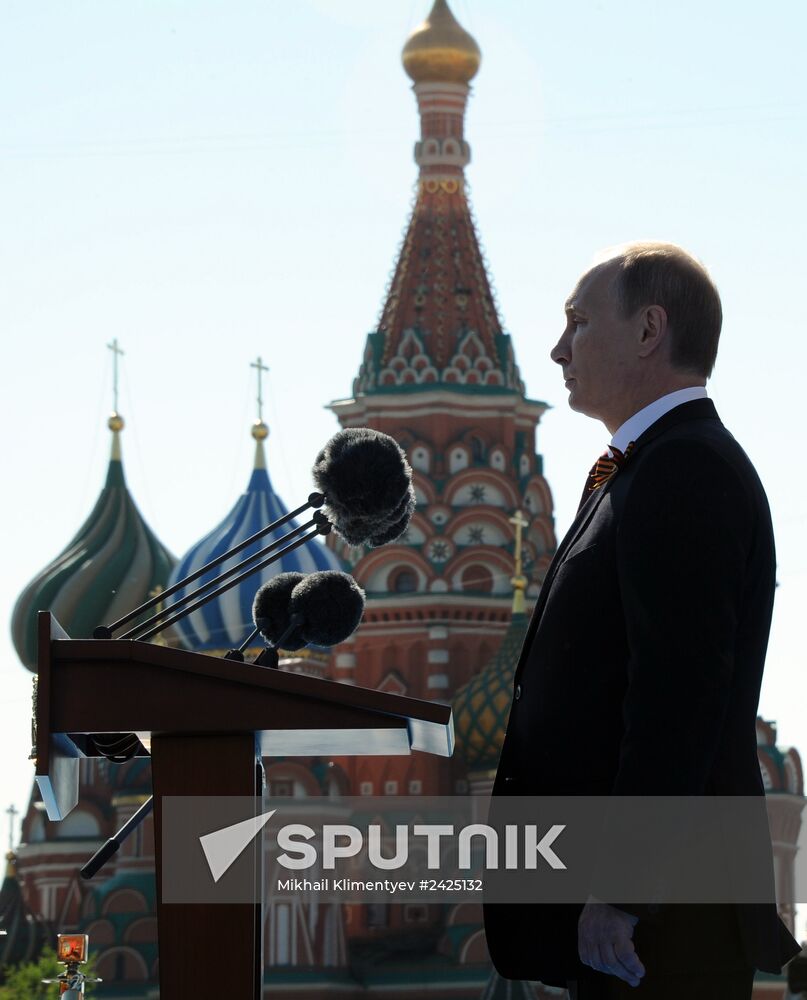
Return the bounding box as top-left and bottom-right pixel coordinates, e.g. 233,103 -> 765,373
249,357 -> 270,468
107,337 -> 124,412
250,356 -> 270,425
106,338 -> 126,447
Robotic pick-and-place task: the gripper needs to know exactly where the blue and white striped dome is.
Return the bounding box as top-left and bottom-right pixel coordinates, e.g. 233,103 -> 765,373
168,423 -> 343,651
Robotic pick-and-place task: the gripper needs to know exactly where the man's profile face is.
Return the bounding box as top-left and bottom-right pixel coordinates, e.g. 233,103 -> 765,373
550,262 -> 638,427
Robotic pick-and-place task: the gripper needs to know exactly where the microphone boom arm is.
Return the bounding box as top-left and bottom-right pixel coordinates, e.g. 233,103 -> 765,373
132,520 -> 332,643
94,492 -> 324,638
118,515 -> 323,641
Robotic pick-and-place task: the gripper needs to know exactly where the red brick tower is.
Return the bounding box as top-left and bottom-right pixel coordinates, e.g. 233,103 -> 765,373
328,0 -> 557,804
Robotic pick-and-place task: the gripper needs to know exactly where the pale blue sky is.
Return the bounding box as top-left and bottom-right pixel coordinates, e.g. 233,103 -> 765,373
2,0 -> 806,931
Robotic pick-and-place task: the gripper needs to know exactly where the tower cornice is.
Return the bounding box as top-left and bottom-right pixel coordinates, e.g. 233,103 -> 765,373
329,389 -> 549,425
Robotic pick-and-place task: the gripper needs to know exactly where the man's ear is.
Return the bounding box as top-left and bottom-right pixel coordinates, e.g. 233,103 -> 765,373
637,304 -> 668,358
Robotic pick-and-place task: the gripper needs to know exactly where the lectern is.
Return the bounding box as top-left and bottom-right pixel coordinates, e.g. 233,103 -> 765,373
34,611 -> 453,999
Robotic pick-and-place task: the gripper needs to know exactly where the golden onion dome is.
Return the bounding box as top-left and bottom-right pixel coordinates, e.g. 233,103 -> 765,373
402,0 -> 481,85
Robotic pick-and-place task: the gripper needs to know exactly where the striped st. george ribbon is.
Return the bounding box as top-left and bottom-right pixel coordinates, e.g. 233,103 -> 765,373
577,441 -> 635,512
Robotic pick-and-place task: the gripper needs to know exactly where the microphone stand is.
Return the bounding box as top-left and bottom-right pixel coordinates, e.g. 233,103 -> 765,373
225,614 -> 305,664
81,617 -> 310,878
93,492 -> 325,639
80,495 -> 330,879
80,797 -> 153,880
132,515 -> 329,643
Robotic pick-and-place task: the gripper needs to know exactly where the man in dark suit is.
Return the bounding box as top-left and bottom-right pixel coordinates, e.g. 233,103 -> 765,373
483,243 -> 800,998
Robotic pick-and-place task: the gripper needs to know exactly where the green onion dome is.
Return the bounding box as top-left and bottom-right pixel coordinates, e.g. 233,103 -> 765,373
10,414 -> 176,670
451,612 -> 528,773
0,852 -> 49,972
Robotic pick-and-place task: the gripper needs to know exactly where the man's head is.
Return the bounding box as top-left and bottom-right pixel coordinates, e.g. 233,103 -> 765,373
550,242 -> 722,433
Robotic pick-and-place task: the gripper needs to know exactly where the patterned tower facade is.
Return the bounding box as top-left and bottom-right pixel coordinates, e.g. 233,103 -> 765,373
327,0 -> 556,805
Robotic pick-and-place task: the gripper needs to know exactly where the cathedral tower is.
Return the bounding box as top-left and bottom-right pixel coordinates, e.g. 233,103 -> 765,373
328,0 -> 556,802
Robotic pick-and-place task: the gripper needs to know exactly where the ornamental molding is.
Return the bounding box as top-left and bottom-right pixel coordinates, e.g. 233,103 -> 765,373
376,327 -> 507,390
448,506 -> 517,536
329,390 -> 549,423
443,468 -> 520,508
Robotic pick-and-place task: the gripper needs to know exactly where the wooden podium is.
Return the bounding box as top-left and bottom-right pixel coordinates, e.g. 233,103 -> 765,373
34,612 -> 453,999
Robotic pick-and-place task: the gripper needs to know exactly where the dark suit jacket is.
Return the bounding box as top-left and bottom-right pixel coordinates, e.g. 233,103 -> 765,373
483,398 -> 800,986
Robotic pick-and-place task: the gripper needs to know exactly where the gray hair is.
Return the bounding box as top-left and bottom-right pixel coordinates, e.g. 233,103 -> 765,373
599,242 -> 722,378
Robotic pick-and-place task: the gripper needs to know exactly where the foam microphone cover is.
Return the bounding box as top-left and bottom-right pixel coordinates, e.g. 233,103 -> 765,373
312,428 -> 414,545
291,571 -> 366,647
334,483 -> 417,547
252,572 -> 305,647
368,503 -> 414,547
359,483 -> 416,546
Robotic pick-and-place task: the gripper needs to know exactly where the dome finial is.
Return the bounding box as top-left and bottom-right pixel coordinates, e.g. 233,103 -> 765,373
402,0 -> 481,85
508,510 -> 529,616
250,356 -> 270,468
106,338 -> 126,461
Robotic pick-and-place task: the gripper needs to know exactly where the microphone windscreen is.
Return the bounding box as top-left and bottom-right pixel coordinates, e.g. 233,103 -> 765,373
368,503 -> 415,547
353,483 -> 416,546
290,571 -> 366,647
252,572 -> 305,647
312,429 -> 413,545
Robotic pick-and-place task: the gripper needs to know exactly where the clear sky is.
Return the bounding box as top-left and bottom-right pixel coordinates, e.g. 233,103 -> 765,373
2,0 -> 806,937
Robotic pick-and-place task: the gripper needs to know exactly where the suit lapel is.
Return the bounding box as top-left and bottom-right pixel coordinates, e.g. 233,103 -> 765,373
551,481 -> 610,570
513,481 -> 613,682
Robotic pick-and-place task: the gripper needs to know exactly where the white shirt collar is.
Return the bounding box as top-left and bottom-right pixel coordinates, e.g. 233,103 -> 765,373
610,386 -> 708,454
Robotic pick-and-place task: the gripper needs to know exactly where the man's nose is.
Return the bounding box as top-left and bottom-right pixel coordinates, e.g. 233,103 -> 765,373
550,334 -> 569,366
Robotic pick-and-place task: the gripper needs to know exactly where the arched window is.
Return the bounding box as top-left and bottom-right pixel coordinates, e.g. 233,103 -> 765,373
471,436 -> 486,462
461,565 -> 494,594
390,568 -> 418,594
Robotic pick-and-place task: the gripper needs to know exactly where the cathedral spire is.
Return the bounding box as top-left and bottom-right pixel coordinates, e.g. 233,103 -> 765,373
347,0 -> 525,398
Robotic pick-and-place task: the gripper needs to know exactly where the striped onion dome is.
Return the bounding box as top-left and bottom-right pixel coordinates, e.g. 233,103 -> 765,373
167,420 -> 343,652
452,610 -> 529,773
11,414 -> 176,671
